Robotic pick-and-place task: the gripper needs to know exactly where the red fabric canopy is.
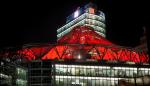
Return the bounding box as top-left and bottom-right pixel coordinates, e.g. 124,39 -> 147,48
1,26 -> 149,63
58,26 -> 113,45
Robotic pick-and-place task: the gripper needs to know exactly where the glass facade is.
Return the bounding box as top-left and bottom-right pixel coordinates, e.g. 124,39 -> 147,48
16,68 -> 27,86
57,12 -> 106,39
0,73 -> 12,86
0,2 -> 150,86
51,62 -> 150,86
28,60 -> 52,86
0,59 -> 28,86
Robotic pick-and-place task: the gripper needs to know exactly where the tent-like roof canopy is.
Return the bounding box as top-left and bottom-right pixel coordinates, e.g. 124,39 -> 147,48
58,26 -> 113,45
0,26 -> 149,63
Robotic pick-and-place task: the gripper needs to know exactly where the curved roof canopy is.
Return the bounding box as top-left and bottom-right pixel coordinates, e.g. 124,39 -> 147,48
0,26 -> 149,63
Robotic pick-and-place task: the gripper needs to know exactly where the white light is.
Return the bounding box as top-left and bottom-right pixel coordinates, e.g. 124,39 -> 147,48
57,13 -> 106,39
74,10 -> 79,18
139,68 -> 150,71
16,79 -> 27,83
78,54 -> 81,59
113,67 -> 137,70
0,73 -> 9,78
57,13 -> 104,33
55,75 -> 123,80
55,64 -> 110,69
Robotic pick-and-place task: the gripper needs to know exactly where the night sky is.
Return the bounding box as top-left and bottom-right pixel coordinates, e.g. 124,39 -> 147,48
1,0 -> 149,49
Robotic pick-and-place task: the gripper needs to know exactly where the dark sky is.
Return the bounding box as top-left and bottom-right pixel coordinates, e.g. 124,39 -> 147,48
1,0 -> 149,48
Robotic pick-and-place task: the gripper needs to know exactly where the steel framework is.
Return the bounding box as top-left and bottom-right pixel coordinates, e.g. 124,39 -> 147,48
0,26 -> 149,64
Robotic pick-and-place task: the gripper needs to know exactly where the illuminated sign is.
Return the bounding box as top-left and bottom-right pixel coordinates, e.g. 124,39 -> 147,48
74,10 -> 79,18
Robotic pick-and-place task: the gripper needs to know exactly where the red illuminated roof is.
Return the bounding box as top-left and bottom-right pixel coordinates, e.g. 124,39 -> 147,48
41,44 -> 149,63
0,26 -> 149,63
58,26 -> 113,45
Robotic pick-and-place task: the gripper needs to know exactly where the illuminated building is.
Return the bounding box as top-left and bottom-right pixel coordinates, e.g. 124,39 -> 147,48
0,3 -> 150,86
57,3 -> 106,39
0,58 -> 27,86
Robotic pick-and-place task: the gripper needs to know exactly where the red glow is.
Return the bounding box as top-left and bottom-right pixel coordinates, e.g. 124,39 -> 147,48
0,26 -> 149,63
58,26 -> 113,45
41,44 -> 149,63
17,48 -> 36,60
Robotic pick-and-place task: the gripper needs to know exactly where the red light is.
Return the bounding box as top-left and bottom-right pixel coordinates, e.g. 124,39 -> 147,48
1,26 -> 149,63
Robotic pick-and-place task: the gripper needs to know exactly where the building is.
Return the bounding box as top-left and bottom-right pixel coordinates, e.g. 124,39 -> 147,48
0,3 -> 150,86
57,3 -> 106,39
0,57 -> 28,86
28,60 -> 52,86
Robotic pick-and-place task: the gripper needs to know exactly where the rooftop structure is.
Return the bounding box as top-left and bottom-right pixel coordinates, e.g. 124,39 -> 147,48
57,3 -> 106,40
0,3 -> 150,86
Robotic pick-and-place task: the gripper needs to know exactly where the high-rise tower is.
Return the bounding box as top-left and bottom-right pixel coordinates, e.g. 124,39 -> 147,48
57,3 -> 106,40
0,3 -> 150,86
